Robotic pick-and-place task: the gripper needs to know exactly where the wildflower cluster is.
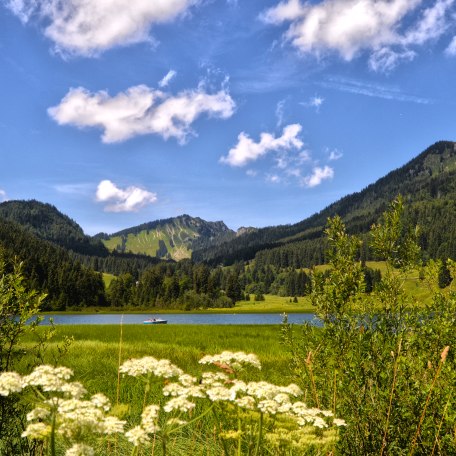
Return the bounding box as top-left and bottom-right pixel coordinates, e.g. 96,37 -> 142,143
0,352 -> 345,455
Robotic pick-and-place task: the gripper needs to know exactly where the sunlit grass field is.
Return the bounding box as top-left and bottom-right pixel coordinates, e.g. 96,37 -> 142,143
19,325 -> 295,400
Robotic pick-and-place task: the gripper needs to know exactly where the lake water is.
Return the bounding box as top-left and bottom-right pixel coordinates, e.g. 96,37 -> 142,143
37,313 -> 318,326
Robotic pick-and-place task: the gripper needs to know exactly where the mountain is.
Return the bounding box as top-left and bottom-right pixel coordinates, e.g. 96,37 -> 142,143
96,214 -> 235,260
0,200 -> 108,256
192,141 -> 456,266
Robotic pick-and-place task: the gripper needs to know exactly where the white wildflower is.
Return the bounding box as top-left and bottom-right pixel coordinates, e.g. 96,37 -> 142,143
141,405 -> 160,433
91,393 -> 111,411
57,399 -> 105,437
258,399 -> 280,415
235,395 -> 256,410
22,422 -> 51,439
280,383 -> 302,397
201,372 -> 229,386
246,381 -> 279,400
163,396 -> 195,413
101,416 -> 126,434
333,418 -> 346,427
61,382 -> 86,399
119,357 -> 182,378
0,372 -> 23,396
125,425 -> 150,446
206,386 -> 234,402
65,443 -> 94,456
199,351 -> 261,370
178,374 -> 197,386
23,365 -> 73,393
27,407 -> 50,421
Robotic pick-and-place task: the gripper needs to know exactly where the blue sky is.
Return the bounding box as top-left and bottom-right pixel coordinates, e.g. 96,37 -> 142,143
1,0 -> 456,235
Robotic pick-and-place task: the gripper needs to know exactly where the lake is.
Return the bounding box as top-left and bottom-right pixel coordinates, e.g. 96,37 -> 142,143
37,313 -> 318,325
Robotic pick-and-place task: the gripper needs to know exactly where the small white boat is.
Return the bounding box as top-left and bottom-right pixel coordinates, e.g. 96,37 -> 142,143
143,318 -> 167,325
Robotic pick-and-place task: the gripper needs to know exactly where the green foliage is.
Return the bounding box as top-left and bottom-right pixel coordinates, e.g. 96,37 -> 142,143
0,256 -> 53,454
0,218 -> 107,310
282,198 -> 456,455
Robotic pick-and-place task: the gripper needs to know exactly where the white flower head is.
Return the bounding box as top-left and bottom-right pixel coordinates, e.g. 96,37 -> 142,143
199,351 -> 261,370
101,416 -> 126,435
163,396 -> 195,413
125,425 -> 150,446
22,422 -> 51,439
120,357 -> 183,378
0,372 -> 23,396
65,443 -> 94,456
23,365 -> 73,393
141,404 -> 160,433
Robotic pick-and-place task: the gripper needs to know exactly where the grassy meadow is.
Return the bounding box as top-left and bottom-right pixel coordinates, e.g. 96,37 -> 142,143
19,324 -> 295,398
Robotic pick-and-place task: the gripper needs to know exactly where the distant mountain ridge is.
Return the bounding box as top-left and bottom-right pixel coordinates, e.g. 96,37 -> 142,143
192,141 -> 456,265
96,214 -> 235,260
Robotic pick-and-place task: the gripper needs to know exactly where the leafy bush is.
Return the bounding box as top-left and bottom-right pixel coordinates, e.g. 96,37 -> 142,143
282,197 -> 456,455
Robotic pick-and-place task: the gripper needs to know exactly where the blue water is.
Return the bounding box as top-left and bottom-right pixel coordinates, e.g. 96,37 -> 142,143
36,313 -> 318,326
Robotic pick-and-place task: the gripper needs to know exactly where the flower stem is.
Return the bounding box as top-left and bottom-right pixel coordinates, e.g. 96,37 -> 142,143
253,412 -> 263,456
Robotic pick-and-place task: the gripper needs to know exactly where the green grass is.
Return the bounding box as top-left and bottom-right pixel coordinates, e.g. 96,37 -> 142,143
102,272 -> 116,288
19,325 -> 295,398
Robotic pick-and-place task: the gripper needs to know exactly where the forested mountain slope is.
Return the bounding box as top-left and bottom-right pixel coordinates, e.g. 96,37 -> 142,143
192,141 -> 456,266
96,214 -> 234,260
0,200 -> 108,256
0,218 -> 106,310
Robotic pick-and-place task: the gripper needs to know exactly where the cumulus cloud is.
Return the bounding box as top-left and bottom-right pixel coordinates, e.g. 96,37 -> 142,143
220,124 -> 303,167
48,85 -> 235,144
262,0 -> 455,71
303,166 -> 334,187
159,70 -> 177,88
0,189 -> 7,202
96,180 -> 157,212
6,0 -> 200,57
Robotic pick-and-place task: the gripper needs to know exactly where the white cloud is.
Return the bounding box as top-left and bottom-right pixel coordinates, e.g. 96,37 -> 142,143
159,70 -> 177,88
6,0 -> 200,57
446,35 -> 456,54
303,166 -> 334,187
328,149 -> 343,161
266,174 -> 281,184
368,47 -> 416,73
96,180 -> 157,212
221,124 -> 303,167
262,0 -> 455,71
0,189 -> 7,202
319,77 -> 432,104
54,183 -> 92,195
275,98 -> 287,127
301,96 -> 324,110
48,84 -> 235,144
246,169 -> 258,177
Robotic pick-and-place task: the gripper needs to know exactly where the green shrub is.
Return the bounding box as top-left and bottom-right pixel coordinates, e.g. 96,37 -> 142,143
282,197 -> 456,455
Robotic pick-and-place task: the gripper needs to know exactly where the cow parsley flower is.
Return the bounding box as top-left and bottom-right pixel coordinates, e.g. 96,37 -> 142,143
120,357 -> 183,378
27,407 -> 50,421
65,443 -> 94,456
163,396 -> 195,413
0,372 -> 23,396
22,422 -> 51,439
101,416 -> 126,434
125,426 -> 150,446
199,351 -> 261,370
23,365 -> 73,393
141,405 -> 160,433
